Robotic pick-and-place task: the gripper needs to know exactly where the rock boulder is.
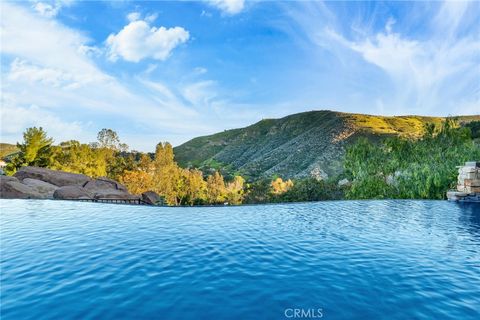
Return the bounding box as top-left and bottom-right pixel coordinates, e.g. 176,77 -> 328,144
14,166 -> 91,187
141,191 -> 162,205
22,178 -> 59,198
83,177 -> 128,193
53,185 -> 93,200
0,176 -> 42,199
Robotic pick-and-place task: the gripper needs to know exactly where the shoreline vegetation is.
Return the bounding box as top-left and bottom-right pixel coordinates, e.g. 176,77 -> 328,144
1,113 -> 479,205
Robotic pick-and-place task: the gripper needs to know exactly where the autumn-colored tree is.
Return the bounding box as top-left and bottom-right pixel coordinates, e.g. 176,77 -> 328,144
138,153 -> 153,172
150,142 -> 184,205
154,142 -> 174,167
119,170 -> 154,195
181,168 -> 208,205
225,175 -> 245,205
206,171 -> 227,204
271,177 -> 294,195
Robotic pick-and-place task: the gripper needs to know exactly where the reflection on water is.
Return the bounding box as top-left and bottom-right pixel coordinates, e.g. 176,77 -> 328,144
1,199 -> 479,320
457,203 -> 480,237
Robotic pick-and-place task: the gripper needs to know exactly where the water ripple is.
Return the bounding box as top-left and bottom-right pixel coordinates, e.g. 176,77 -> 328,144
1,199 -> 480,319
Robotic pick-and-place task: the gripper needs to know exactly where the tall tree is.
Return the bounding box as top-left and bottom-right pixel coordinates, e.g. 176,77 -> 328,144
181,169 -> 208,205
97,129 -> 120,150
206,171 -> 227,204
225,175 -> 245,205
6,127 -> 53,174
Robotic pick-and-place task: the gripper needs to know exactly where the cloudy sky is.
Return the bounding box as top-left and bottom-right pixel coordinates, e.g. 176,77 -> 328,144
1,0 -> 479,151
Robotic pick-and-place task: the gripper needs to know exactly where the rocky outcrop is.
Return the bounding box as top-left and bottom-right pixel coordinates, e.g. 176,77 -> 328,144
22,178 -> 59,198
14,166 -> 91,187
83,177 -> 137,200
141,191 -> 162,205
0,176 -> 42,199
1,166 -> 157,204
53,185 -> 93,200
83,177 -> 128,193
338,178 -> 351,187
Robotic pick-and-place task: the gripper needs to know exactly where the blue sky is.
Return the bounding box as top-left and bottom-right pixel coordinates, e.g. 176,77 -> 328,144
1,0 -> 479,151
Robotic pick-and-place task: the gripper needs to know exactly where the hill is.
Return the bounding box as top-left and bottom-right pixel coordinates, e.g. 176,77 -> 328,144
174,110 -> 480,180
0,143 -> 19,159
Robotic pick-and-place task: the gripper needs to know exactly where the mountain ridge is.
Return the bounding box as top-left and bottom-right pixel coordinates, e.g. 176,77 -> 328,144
174,110 -> 480,180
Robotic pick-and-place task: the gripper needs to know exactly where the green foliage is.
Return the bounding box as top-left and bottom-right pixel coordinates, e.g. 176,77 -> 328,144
274,178 -> 342,202
244,179 -> 272,204
6,127 -> 54,174
465,121 -> 480,139
51,140 -> 108,177
344,118 -> 480,199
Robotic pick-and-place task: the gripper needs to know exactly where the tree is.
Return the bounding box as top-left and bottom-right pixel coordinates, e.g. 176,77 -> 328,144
225,175 -> 245,205
206,171 -> 227,204
51,140 -> 107,177
149,142 -> 184,205
271,177 -> 294,195
138,153 -> 153,172
244,179 -> 272,204
97,128 -> 120,150
119,170 -> 154,195
275,178 -> 339,202
154,142 -> 175,167
181,169 -> 208,205
6,127 -> 53,174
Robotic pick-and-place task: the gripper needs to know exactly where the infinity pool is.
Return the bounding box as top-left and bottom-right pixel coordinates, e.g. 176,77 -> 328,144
1,200 -> 479,319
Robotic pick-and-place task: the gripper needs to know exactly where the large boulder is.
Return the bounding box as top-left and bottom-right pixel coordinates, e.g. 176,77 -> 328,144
14,166 -> 91,187
5,166 -> 139,203
83,177 -> 128,193
22,178 -> 58,198
53,186 -> 93,200
0,176 -> 43,199
141,191 -> 162,205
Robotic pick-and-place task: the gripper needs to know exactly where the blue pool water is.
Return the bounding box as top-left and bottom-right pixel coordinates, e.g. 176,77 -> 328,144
1,200 -> 479,319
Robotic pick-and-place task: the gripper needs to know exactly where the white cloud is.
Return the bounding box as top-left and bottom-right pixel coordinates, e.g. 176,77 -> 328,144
145,13 -> 158,23
281,1 -> 480,116
1,103 -> 84,142
194,67 -> 208,75
106,20 -> 189,62
8,58 -> 75,88
127,11 -> 141,22
182,80 -> 218,107
346,27 -> 479,113
207,0 -> 245,15
32,0 -> 74,18
33,2 -> 60,18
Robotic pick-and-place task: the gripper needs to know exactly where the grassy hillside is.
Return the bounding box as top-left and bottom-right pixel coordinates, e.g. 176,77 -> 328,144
174,110 -> 480,180
0,143 -> 19,159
